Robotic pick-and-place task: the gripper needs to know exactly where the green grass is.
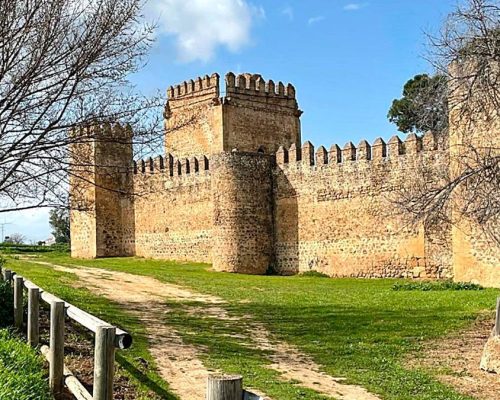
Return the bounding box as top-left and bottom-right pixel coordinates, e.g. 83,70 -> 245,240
9,253 -> 500,400
6,259 -> 177,400
0,329 -> 52,400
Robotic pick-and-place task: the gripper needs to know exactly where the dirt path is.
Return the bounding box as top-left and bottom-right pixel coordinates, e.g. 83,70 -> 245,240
406,317 -> 500,400
31,261 -> 380,400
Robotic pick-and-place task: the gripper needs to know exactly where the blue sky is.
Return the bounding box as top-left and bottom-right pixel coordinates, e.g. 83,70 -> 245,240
13,0 -> 457,242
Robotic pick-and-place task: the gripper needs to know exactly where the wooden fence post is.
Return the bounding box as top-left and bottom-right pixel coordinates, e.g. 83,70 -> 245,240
49,300 -> 65,397
495,297 -> 500,336
13,275 -> 23,329
28,287 -> 40,346
207,374 -> 243,400
3,269 -> 12,283
94,325 -> 116,400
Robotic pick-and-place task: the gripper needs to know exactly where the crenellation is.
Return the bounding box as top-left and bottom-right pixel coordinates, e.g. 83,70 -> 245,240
357,140 -> 371,160
343,142 -> 356,162
404,133 -> 421,154
302,141 -> 315,166
277,82 -> 285,96
182,158 -> 190,174
372,138 -> 387,158
289,143 -> 301,162
257,77 -> 266,93
422,131 -> 437,150
190,156 -> 199,173
201,155 -> 209,171
329,144 -> 342,164
225,72 -> 236,88
267,80 -> 275,95
237,74 -> 247,89
155,155 -> 164,171
166,153 -> 174,176
388,135 -> 403,158
316,146 -> 328,165
276,145 -> 288,165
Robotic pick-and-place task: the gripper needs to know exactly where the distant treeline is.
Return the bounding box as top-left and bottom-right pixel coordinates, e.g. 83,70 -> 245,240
0,243 -> 69,253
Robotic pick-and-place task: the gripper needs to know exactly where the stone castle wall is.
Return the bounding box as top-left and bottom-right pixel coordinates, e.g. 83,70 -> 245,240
448,62 -> 500,287
130,155 -> 213,262
273,134 -> 453,278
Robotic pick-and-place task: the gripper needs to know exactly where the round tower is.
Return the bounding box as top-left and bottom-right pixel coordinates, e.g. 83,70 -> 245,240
211,151 -> 274,274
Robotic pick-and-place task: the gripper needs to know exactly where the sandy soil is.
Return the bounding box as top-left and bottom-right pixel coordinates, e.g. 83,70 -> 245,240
407,316 -> 500,400
33,260 -> 381,400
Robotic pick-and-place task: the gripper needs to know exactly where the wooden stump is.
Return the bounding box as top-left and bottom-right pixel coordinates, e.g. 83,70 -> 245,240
207,374 -> 243,400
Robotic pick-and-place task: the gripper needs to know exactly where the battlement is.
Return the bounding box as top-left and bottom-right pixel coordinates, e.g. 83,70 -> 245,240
275,131 -> 439,167
167,73 -> 220,102
224,72 -> 296,99
133,154 -> 210,177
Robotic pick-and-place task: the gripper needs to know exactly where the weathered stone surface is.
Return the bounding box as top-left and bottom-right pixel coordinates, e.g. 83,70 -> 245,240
480,333 -> 500,373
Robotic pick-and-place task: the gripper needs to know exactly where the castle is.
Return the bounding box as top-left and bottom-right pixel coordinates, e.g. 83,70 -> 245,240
69,72 -> 500,287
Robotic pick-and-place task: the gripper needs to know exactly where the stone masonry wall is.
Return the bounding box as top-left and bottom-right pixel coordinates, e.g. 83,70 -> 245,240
211,152 -> 274,274
130,154 -> 213,262
222,73 -> 301,154
448,62 -> 500,287
273,133 -> 453,278
164,73 -> 223,159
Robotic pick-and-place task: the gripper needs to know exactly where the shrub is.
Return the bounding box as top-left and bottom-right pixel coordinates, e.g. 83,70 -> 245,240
0,329 -> 51,399
392,280 -> 484,291
299,271 -> 330,278
0,280 -> 13,328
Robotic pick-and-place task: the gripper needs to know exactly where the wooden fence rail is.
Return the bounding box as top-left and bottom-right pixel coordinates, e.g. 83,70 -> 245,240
0,266 -> 132,400
2,265 -> 269,399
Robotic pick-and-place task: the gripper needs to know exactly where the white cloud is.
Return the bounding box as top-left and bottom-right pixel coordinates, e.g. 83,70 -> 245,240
308,16 -> 325,25
281,5 -> 294,21
343,3 -> 368,11
148,0 -> 264,63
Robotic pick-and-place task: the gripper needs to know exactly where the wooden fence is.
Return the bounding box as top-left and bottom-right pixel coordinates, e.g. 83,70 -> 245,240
1,266 -> 132,400
2,266 -> 268,400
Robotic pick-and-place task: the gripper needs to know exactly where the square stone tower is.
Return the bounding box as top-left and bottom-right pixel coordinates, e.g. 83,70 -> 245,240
163,72 -> 302,158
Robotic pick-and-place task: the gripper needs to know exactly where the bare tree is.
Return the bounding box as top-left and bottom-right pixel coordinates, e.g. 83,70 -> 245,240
394,0 -> 500,244
6,232 -> 26,245
0,0 -> 164,213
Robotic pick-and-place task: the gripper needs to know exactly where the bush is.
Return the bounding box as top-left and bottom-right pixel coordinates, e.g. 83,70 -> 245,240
0,329 -> 51,399
0,280 -> 13,328
392,280 -> 484,291
299,271 -> 330,278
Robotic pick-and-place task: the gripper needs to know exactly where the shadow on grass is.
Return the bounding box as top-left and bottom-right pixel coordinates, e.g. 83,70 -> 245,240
116,353 -> 178,400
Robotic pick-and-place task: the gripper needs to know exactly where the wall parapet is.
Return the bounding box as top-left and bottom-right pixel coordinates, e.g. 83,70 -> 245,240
167,73 -> 220,101
275,131 -> 439,167
225,72 -> 296,99
133,154 -> 210,177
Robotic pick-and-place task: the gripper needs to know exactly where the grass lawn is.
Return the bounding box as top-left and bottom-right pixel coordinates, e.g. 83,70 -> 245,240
0,329 -> 52,400
7,252 -> 500,400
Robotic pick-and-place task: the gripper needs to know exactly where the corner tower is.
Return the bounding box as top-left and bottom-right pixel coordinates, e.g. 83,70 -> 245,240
163,72 -> 302,158
70,123 -> 134,258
